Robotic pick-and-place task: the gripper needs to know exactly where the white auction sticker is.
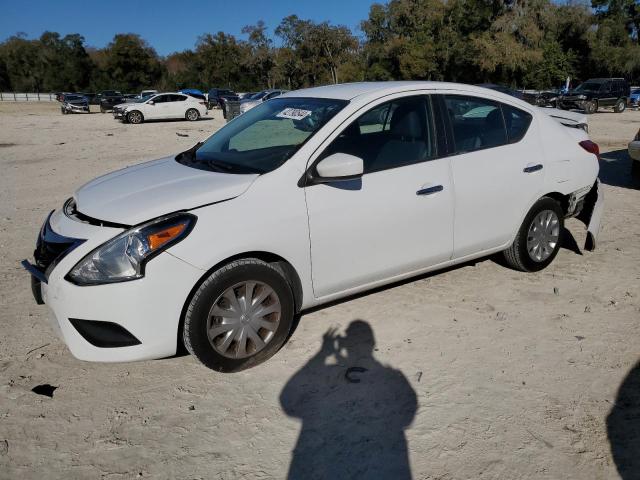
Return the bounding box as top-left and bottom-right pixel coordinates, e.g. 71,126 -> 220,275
276,108 -> 312,120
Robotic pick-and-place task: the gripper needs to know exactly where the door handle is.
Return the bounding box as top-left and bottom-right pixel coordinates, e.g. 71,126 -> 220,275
523,164 -> 543,173
416,185 -> 443,196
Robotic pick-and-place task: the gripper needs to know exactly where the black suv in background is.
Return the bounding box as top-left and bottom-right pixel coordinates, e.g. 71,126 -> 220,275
207,88 -> 239,109
97,91 -> 126,113
558,78 -> 630,114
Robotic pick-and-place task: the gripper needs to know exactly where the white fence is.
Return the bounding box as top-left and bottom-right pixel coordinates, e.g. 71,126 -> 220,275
0,92 -> 57,102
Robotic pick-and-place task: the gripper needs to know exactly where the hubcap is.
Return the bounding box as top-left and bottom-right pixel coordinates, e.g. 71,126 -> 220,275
188,110 -> 197,120
131,112 -> 140,123
526,210 -> 560,262
206,281 -> 281,359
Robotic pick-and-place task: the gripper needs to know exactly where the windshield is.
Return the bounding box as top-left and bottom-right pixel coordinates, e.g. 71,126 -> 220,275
177,97 -> 348,174
65,95 -> 84,101
575,82 -> 602,93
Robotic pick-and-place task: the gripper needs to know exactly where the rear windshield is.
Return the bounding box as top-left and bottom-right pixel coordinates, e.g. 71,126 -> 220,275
177,97 -> 347,174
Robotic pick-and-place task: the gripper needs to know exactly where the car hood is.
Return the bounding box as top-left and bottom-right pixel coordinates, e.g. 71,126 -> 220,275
535,107 -> 587,125
74,156 -> 259,225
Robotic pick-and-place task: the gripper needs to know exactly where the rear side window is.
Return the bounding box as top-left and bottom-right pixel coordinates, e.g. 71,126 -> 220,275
501,105 -> 532,143
444,95 -> 507,153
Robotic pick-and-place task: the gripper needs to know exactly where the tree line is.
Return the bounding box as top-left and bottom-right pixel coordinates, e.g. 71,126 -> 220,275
1,0 -> 639,94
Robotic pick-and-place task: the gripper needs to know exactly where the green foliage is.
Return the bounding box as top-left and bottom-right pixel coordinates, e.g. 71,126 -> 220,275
0,2 -> 639,93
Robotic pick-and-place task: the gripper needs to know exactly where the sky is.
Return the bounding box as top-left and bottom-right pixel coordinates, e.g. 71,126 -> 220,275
0,0 -> 379,55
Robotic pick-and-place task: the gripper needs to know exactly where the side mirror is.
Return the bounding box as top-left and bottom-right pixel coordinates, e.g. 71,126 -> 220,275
148,100 -> 155,105
314,153 -> 364,183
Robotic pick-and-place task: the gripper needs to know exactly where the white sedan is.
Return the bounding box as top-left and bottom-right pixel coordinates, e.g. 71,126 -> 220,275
23,82 -> 603,372
114,92 -> 207,124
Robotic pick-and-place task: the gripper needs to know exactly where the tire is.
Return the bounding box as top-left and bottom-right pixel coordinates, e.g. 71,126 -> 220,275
186,108 -> 200,121
585,100 -> 597,114
614,99 -> 626,113
502,197 -> 564,272
100,105 -> 105,113
127,110 -> 144,124
183,258 -> 295,372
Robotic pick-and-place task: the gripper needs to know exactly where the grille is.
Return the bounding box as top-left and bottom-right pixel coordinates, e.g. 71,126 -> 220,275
34,212 -> 84,278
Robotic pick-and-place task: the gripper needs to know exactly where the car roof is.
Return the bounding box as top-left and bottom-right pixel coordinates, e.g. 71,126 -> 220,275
280,81 -> 522,101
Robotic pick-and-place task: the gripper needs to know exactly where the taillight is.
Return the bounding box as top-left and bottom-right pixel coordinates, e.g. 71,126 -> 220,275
579,140 -> 600,157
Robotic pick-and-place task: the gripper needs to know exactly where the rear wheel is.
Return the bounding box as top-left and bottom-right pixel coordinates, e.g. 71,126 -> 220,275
183,258 -> 295,372
127,110 -> 143,124
503,197 -> 564,272
614,99 -> 626,113
186,108 -> 200,121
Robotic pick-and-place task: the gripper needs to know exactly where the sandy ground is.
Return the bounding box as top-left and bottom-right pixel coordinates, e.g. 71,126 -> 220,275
0,102 -> 639,479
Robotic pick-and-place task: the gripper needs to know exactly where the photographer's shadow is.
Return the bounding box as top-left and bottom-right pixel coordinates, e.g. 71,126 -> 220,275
280,320 -> 417,479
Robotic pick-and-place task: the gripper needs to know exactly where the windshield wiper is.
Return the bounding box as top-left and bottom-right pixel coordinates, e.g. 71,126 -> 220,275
206,159 -> 264,174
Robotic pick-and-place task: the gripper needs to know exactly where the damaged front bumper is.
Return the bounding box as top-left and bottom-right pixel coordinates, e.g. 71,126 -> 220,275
576,179 -> 604,251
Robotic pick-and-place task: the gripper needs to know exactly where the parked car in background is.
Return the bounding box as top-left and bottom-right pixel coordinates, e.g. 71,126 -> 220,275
629,87 -> 640,108
114,92 -> 207,124
179,89 -> 207,102
239,89 -> 287,114
60,94 -> 90,114
98,91 -> 126,113
477,84 -> 588,132
629,127 -> 640,176
22,82 -> 603,372
207,88 -> 239,109
94,90 -> 122,106
558,78 -> 630,114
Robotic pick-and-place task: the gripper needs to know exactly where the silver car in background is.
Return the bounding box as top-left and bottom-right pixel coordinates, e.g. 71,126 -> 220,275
239,89 -> 287,114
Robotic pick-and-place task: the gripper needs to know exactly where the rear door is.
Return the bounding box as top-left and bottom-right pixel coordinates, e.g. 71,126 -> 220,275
305,94 -> 454,298
599,81 -> 616,107
439,95 -> 545,258
166,94 -> 189,118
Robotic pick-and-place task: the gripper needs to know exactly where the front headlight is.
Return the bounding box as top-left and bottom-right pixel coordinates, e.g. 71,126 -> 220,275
577,95 -> 587,100
66,213 -> 196,285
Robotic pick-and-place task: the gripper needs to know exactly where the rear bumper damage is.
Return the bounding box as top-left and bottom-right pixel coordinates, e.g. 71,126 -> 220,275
576,179 -> 604,251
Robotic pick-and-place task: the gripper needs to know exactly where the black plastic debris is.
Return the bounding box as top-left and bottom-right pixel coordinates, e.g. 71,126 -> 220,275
31,384 -> 58,398
176,132 -> 189,137
345,367 -> 368,383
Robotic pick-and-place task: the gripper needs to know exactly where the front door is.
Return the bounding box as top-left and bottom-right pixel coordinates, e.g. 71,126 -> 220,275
305,95 -> 454,298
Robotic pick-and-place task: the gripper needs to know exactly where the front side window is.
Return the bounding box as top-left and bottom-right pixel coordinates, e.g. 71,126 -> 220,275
444,95 -> 507,153
151,95 -> 167,104
321,96 -> 435,173
177,97 -> 347,174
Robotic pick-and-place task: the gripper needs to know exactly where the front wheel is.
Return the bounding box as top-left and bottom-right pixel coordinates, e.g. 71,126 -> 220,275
186,108 -> 200,121
614,99 -> 626,113
503,197 -> 564,272
183,259 -> 295,372
585,100 -> 598,114
127,110 -> 143,124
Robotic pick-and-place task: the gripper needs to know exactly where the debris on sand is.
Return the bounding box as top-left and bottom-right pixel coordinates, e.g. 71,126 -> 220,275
345,367 -> 368,383
31,384 -> 58,398
176,132 -> 189,137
